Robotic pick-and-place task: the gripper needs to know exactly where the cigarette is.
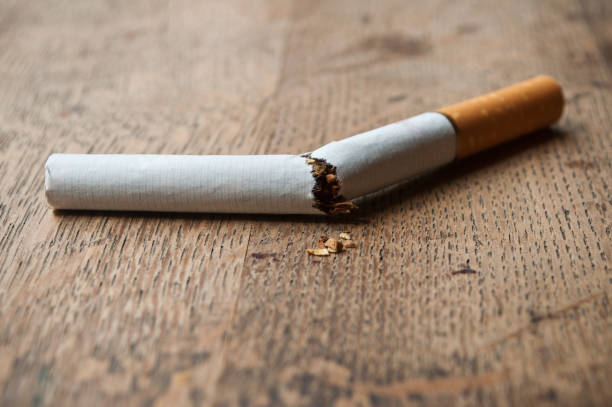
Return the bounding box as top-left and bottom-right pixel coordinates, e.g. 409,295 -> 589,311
45,76 -> 563,215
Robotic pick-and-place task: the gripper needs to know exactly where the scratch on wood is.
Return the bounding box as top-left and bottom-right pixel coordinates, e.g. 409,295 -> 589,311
354,369 -> 510,397
251,252 -> 278,260
485,292 -> 604,349
451,259 -> 477,275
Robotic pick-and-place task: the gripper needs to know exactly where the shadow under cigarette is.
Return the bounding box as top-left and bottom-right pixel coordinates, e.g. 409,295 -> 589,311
52,208 -> 371,224
52,127 -> 567,224
356,126 -> 568,216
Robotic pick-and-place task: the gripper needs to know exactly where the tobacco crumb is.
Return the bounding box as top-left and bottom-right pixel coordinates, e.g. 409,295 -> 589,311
325,238 -> 343,253
306,248 -> 330,256
342,239 -> 356,248
307,233 -> 357,257
339,232 -> 351,240
304,155 -> 358,215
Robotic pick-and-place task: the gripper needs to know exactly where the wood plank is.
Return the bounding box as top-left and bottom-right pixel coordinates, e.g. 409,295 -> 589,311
581,0 -> 612,72
0,0 -> 610,405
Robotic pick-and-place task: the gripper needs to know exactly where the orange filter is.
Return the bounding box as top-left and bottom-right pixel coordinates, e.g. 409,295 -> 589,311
437,76 -> 564,159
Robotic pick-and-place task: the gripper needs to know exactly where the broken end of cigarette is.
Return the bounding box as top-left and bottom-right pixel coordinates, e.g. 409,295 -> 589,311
306,155 -> 358,216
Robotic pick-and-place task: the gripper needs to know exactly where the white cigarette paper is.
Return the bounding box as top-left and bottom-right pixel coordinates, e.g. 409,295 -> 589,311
45,154 -> 319,214
310,112 -> 455,199
45,112 -> 456,215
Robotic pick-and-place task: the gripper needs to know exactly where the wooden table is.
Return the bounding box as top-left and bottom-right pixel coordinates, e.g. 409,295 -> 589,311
1,0 -> 611,405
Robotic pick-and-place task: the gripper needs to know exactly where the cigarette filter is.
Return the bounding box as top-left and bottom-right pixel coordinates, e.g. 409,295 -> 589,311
45,76 -> 564,215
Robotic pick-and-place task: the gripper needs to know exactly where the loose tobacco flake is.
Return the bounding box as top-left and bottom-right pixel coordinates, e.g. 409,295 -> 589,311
342,240 -> 356,248
316,238 -> 327,249
306,248 -> 330,256
324,237 -> 343,253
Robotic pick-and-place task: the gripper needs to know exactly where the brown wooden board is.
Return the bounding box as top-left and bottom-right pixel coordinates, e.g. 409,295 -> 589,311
0,0 -> 611,405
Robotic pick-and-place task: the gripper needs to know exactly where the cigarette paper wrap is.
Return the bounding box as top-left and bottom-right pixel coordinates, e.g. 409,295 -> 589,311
311,112 -> 456,199
45,154 -> 320,214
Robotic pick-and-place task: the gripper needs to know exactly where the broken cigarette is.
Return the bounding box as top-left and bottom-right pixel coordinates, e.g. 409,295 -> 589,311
45,76 -> 563,215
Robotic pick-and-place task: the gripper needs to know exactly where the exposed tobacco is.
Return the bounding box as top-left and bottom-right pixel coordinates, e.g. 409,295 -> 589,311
305,156 -> 358,215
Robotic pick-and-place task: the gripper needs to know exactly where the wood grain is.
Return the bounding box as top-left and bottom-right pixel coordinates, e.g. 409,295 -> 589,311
1,0 -> 611,405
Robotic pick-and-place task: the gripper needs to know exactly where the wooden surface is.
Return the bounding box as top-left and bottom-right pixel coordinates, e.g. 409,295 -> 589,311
1,0 -> 611,405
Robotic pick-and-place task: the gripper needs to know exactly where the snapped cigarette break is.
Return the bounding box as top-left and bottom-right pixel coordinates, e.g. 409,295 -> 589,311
45,76 -> 564,215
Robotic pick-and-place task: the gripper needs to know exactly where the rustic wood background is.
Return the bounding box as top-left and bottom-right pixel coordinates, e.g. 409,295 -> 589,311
1,0 -> 611,405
